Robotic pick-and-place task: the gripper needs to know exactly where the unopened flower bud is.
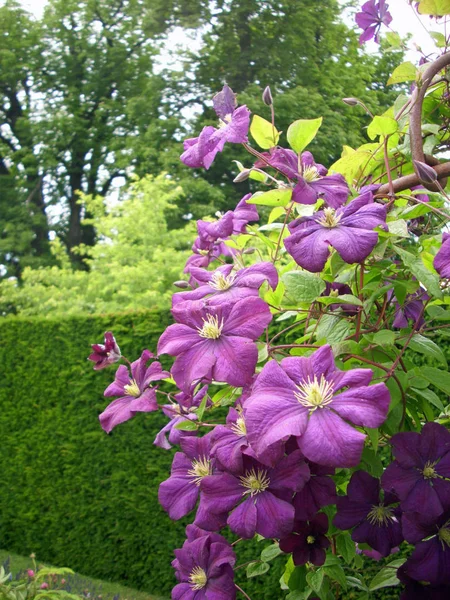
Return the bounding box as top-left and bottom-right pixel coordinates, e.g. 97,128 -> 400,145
173,280 -> 190,289
27,570 -> 35,578
40,583 -> 49,590
413,160 -> 438,184
262,86 -> 273,106
342,97 -> 359,106
233,169 -> 251,183
30,553 -> 36,559
243,247 -> 256,255
61,579 -> 66,585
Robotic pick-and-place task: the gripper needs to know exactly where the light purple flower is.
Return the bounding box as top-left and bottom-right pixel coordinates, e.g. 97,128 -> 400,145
181,85 -> 250,170
434,233 -> 450,278
244,345 -> 390,467
173,262 -> 278,307
157,297 -> 272,391
88,331 -> 121,370
99,350 -> 170,433
255,148 -> 349,208
284,191 -> 387,273
356,0 -> 393,44
333,471 -> 403,557
172,526 -> 236,600
199,452 -> 310,539
279,513 -> 330,566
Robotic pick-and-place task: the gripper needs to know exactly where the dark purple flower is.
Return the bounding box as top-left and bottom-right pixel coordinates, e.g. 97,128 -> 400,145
99,350 -> 170,433
333,471 -> 403,557
322,282 -> 358,315
181,85 -> 250,170
199,451 -> 310,538
173,262 -> 278,307
434,233 -> 450,279
172,526 -> 236,600
398,563 -> 450,599
392,288 -> 430,329
293,458 -> 337,521
245,345 -> 390,467
158,433 -> 217,521
356,0 -> 393,44
279,513 -> 331,566
88,331 -> 121,370
157,297 -> 272,391
402,508 -> 450,586
255,148 -> 349,208
381,423 -> 450,518
284,192 -> 387,273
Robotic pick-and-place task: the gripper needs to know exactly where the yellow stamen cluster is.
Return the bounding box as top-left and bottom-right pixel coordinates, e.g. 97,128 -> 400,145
210,271 -> 236,291
302,165 -> 321,183
317,207 -> 342,229
240,468 -> 270,497
189,566 -> 208,590
294,375 -> 334,411
231,417 -> 247,437
123,379 -> 141,397
422,461 -> 438,479
306,535 -> 316,545
218,114 -> 232,129
198,314 -> 224,339
438,525 -> 450,548
367,504 -> 395,527
188,457 -> 212,486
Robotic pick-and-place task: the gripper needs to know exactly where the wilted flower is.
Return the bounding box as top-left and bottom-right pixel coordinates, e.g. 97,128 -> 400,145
355,0 -> 393,44
284,192 -> 386,273
333,471 -> 403,557
245,345 -> 390,467
279,513 -> 331,566
434,233 -> 450,278
99,350 -> 170,433
88,332 -> 121,370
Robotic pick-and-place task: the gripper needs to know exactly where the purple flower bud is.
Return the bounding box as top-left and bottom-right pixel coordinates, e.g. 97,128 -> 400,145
262,86 -> 273,106
88,332 -> 121,370
243,247 -> 255,254
413,160 -> 438,184
27,570 -> 35,578
233,169 -> 251,183
40,583 -> 49,590
173,280 -> 190,289
342,97 -> 359,106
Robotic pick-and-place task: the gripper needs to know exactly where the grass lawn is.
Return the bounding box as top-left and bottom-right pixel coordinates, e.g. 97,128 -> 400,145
0,549 -> 166,600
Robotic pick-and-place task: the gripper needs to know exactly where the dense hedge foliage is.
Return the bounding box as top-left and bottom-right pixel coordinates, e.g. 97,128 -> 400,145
0,311 -> 285,598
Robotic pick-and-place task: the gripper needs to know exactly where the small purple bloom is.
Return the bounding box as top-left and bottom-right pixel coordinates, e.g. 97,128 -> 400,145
322,282 -> 358,315
333,471 -> 403,557
356,0 -> 393,44
99,350 -> 170,433
392,288 -> 430,329
199,451 -> 310,539
181,85 -> 250,170
381,423 -> 450,518
279,513 -> 331,566
173,262 -> 278,306
88,331 -> 121,370
172,526 -> 236,600
284,192 -> 387,273
434,233 -> 450,279
245,345 -> 390,467
157,297 -> 272,391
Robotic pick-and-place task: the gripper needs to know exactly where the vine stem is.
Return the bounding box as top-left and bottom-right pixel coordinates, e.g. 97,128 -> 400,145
355,262 -> 365,342
235,584 -> 252,600
272,202 -> 294,263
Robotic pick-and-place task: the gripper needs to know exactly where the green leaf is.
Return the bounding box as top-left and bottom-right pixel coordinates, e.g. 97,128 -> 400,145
418,0 -> 450,15
174,419 -> 197,431
306,569 -> 324,593
406,334 -> 447,366
261,543 -> 283,562
323,564 -> 347,590
246,561 -> 270,578
247,188 -> 292,207
336,532 -> 356,564
250,115 -> 280,149
387,219 -> 409,238
196,391 -> 208,421
395,247 -> 442,298
346,576 -> 369,591
317,294 -> 362,307
288,565 -> 307,591
373,330 -> 396,347
419,366 -> 450,395
387,61 -> 417,85
369,561 -> 404,591
283,271 -> 326,303
412,387 -> 445,412
316,314 -> 352,345
268,206 -> 286,223
366,427 -> 379,453
367,116 -> 398,140
384,31 -> 402,49
430,30 -> 447,47
287,117 -> 323,153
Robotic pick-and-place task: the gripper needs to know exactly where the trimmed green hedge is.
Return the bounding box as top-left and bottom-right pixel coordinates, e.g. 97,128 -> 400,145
0,311 -> 283,598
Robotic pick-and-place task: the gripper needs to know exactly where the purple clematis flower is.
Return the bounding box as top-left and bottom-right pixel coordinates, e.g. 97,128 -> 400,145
254,148 -> 349,208
356,0 -> 393,44
173,262 -> 278,307
398,563 -> 450,599
391,288 -> 430,329
158,432 -> 217,521
88,331 -> 121,370
333,471 -> 403,557
157,297 -> 272,392
279,513 -> 331,566
322,282 -> 359,315
402,508 -> 450,586
284,191 -> 387,273
434,233 -> 450,278
181,85 -> 250,170
172,526 -> 236,600
293,460 -> 337,521
381,423 -> 450,518
99,350 -> 170,433
245,345 -> 390,468
196,195 -> 258,245
199,451 -> 310,539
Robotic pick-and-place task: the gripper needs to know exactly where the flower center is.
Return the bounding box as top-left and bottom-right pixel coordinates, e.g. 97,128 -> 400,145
210,271 -> 236,291
218,114 -> 233,129
438,525 -> 450,548
294,375 -> 335,411
302,165 -> 321,183
198,314 -> 224,339
123,379 -> 140,397
423,461 -> 438,479
188,457 -> 212,486
240,468 -> 270,497
317,207 -> 342,229
306,535 -> 315,544
189,566 -> 207,590
367,504 -> 395,527
231,416 -> 247,437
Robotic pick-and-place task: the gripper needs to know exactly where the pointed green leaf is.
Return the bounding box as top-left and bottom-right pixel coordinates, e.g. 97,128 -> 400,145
387,61 -> 417,85
247,188 -> 292,207
283,271 -> 326,303
395,247 -> 442,298
367,116 -> 398,140
250,115 -> 280,149
246,561 -> 270,578
287,117 -> 323,153
418,0 -> 450,15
